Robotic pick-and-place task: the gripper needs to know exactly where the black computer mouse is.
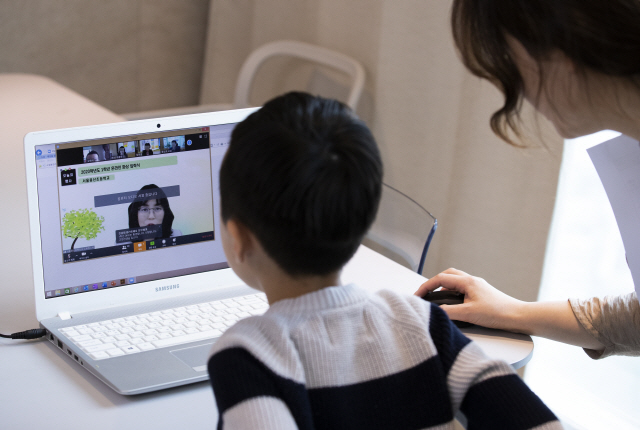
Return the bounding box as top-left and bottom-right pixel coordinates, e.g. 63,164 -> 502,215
421,290 -> 473,328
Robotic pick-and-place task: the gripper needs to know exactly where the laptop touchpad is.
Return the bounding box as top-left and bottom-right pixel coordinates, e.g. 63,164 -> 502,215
170,343 -> 214,372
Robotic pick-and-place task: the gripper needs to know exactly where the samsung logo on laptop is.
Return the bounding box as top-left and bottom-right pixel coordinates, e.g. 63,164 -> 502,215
156,284 -> 179,292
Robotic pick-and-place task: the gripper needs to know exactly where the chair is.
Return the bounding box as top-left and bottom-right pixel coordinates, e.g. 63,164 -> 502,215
363,183 -> 437,274
122,40 -> 366,120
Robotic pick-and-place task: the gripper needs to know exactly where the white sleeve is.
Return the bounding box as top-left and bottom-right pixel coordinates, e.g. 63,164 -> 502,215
221,396 -> 298,430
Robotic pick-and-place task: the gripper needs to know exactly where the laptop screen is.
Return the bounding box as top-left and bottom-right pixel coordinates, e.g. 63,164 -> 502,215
34,122 -> 235,299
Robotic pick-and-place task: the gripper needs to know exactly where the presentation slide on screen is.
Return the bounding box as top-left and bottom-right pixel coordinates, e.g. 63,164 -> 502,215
58,148 -> 215,262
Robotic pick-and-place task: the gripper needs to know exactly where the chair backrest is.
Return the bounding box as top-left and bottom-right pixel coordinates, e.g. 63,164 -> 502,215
233,40 -> 366,110
363,184 -> 437,274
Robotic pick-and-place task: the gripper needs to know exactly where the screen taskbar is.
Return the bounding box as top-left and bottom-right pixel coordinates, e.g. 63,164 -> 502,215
62,231 -> 215,263
44,261 -> 230,299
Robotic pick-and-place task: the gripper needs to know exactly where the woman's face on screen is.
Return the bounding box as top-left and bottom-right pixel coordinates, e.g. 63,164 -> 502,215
138,199 -> 165,227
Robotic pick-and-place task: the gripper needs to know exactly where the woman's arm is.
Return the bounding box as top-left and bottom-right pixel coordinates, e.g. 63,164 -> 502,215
415,268 -> 606,350
511,300 -> 605,350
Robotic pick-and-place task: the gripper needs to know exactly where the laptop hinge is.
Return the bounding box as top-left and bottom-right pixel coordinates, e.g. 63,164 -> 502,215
58,311 -> 72,321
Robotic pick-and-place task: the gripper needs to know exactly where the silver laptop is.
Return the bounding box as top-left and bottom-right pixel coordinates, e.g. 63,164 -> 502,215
24,108 -> 264,395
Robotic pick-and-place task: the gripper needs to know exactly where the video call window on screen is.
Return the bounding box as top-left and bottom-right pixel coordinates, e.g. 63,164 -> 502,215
56,131 -> 210,167
55,129 -> 214,265
78,132 -> 209,163
138,139 -> 159,157
83,142 -> 135,163
161,136 -> 186,153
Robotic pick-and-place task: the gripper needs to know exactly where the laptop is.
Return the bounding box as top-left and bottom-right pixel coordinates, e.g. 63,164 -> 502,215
24,108 -> 263,395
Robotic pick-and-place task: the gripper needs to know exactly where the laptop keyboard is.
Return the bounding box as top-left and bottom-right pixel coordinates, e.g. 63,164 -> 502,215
57,293 -> 268,360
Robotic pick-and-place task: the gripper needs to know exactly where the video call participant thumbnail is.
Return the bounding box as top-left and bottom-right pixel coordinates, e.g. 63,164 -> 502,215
141,142 -> 153,156
85,150 -> 100,163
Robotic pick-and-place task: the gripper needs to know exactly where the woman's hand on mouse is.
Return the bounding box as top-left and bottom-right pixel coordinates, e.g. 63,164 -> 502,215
415,268 -> 524,331
416,268 -> 607,349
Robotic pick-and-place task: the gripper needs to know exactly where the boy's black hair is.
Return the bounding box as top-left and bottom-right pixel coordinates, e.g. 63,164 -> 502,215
220,92 -> 383,277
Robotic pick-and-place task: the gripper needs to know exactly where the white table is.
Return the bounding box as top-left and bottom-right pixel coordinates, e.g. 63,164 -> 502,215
0,74 -> 532,429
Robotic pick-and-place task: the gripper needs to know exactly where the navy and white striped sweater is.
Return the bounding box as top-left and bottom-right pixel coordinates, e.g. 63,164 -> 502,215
208,284 -> 561,429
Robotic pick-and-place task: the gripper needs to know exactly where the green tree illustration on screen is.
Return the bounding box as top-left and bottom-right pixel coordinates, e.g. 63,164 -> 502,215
61,209 -> 105,250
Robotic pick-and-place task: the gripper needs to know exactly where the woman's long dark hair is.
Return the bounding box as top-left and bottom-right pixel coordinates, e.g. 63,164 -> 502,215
128,184 -> 175,238
451,0 -> 640,145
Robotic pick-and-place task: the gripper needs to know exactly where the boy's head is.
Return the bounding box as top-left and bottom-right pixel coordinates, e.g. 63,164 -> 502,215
220,92 -> 382,277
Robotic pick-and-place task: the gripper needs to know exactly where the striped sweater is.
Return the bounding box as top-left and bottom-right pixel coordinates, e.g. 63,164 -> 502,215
207,284 -> 561,429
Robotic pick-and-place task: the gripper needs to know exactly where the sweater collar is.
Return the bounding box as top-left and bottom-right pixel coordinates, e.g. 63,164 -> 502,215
267,283 -> 366,314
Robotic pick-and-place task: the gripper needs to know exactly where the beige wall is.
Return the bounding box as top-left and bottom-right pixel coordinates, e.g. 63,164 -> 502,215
202,0 -> 564,301
0,0 -> 209,114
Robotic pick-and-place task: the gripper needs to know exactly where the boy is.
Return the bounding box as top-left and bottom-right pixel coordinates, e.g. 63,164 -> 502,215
208,92 -> 562,429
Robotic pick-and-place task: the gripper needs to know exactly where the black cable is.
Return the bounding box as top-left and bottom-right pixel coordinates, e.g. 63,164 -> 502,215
0,329 -> 47,340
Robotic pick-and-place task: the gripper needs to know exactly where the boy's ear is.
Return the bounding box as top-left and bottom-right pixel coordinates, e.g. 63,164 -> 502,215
225,218 -> 254,262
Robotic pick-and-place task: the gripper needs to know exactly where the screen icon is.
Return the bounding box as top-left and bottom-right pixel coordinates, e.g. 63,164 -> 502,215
100,282 -> 106,289
46,291 -> 52,297
55,290 -> 61,296
110,281 -> 117,287
73,287 -> 80,293
64,288 -> 70,295
120,279 -> 126,285
83,285 -> 89,291
60,168 -> 77,186
129,278 -> 135,284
